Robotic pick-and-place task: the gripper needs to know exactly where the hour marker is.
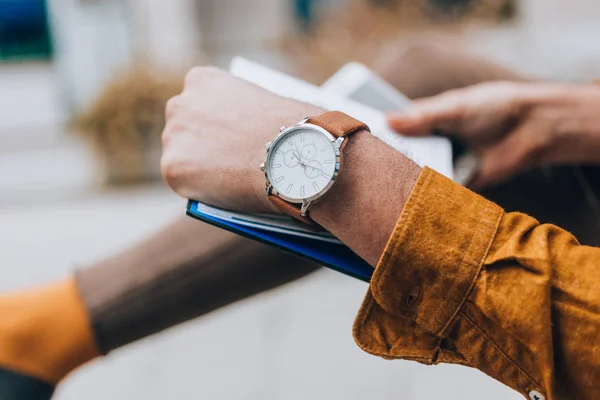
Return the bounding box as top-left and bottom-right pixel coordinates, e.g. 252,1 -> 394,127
277,150 -> 285,156
272,163 -> 282,168
300,186 -> 305,197
287,138 -> 293,146
312,182 -> 319,191
320,172 -> 329,179
285,183 -> 293,194
301,133 -> 305,142
311,134 -> 317,143
275,176 -> 285,183
324,159 -> 335,164
320,145 -> 330,152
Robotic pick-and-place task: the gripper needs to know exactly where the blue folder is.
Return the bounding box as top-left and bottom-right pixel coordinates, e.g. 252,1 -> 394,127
186,200 -> 373,282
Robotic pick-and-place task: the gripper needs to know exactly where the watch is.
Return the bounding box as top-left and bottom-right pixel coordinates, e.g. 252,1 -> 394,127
259,111 -> 369,224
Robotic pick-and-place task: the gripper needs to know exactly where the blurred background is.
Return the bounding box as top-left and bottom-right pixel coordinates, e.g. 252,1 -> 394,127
1,0 -> 599,399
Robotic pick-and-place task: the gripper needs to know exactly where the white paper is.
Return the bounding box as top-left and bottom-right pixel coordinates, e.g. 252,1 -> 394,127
195,202 -> 340,243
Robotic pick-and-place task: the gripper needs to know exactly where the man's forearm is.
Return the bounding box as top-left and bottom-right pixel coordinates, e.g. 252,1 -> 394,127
76,217 -> 320,353
311,131 -> 421,266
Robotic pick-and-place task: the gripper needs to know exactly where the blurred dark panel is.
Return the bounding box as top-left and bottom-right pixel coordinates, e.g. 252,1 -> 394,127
480,166 -> 600,247
0,0 -> 52,62
429,0 -> 473,13
370,0 -> 517,21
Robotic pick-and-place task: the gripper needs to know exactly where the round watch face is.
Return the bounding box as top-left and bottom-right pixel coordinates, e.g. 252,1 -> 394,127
266,126 -> 338,202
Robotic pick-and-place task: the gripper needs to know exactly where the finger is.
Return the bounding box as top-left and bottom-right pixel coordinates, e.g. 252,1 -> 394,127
386,91 -> 467,136
386,109 -> 430,136
470,122 -> 541,189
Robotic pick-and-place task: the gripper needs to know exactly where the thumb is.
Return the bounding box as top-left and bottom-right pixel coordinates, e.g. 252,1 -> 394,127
387,91 -> 467,136
386,108 -> 430,136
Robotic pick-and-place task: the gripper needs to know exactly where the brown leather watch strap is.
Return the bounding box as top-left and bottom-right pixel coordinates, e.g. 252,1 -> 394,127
267,111 -> 369,224
308,111 -> 370,138
268,195 -> 315,225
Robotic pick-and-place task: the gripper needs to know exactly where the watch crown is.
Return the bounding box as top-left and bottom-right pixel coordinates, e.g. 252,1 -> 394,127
259,162 -> 265,172
279,126 -> 287,132
265,141 -> 272,151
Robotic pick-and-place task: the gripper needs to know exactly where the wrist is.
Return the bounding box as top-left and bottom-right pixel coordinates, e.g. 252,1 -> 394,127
310,130 -> 421,266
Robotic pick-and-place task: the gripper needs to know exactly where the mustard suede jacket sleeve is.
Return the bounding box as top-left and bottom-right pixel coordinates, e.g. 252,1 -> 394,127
353,167 -> 600,400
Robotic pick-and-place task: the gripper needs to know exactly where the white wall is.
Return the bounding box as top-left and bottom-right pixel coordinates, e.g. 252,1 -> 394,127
0,64 -> 66,151
47,0 -> 134,113
521,0 -> 600,29
196,0 -> 293,68
464,0 -> 600,81
130,0 -> 203,70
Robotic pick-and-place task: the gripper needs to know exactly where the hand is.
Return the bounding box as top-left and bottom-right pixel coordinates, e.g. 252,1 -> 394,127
162,68 -> 420,266
387,81 -> 600,188
161,67 -> 323,213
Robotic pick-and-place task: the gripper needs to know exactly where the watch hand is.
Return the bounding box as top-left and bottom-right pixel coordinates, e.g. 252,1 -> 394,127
292,152 -> 303,166
294,142 -> 306,165
292,151 -> 306,168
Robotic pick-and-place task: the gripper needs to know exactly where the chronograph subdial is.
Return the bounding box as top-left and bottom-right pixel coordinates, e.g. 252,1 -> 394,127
283,149 -> 301,168
303,160 -> 324,179
301,143 -> 317,160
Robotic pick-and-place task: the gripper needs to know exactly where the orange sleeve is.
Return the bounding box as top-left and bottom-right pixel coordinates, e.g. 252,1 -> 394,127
353,167 -> 600,400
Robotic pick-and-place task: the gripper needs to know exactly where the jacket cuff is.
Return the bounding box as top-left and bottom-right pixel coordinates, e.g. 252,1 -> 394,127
363,167 -> 503,336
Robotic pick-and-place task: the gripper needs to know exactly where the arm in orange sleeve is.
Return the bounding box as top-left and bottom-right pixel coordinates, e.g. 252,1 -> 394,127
353,167 -> 600,400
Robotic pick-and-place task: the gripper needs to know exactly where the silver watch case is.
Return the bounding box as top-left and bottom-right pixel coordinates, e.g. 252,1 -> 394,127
260,117 -> 345,217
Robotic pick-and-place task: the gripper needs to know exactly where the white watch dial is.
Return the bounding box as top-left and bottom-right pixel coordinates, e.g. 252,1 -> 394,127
267,128 -> 337,201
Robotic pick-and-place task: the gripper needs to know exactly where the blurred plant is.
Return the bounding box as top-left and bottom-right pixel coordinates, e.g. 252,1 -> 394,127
73,67 -> 182,186
280,0 -> 516,84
